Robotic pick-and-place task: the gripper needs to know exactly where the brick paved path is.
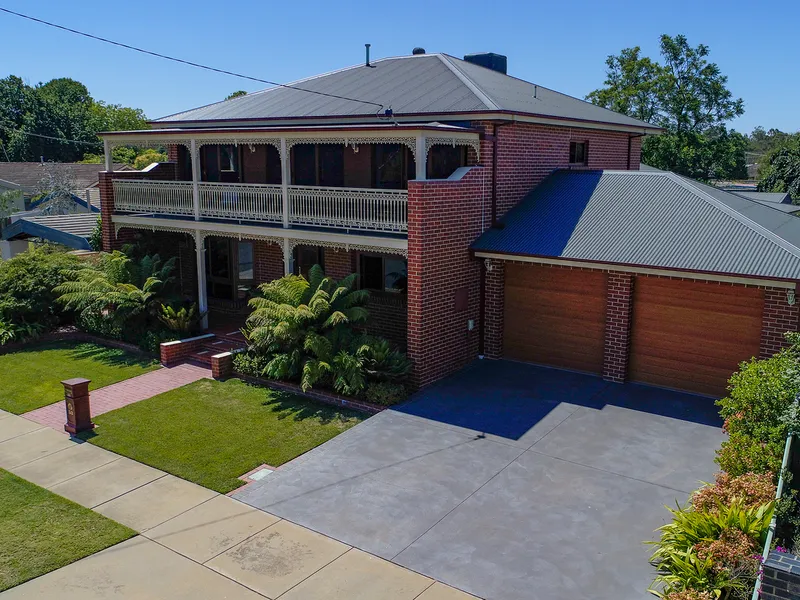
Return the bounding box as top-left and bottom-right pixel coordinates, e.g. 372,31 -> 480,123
23,363 -> 211,431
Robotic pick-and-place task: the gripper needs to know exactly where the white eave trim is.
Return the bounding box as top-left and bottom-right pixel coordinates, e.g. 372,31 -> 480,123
473,251 -> 797,289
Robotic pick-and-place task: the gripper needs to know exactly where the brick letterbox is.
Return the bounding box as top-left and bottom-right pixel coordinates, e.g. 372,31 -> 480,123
61,378 -> 94,435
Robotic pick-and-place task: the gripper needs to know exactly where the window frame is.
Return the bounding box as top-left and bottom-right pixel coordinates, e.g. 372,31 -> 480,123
569,141 -> 589,166
358,253 -> 407,294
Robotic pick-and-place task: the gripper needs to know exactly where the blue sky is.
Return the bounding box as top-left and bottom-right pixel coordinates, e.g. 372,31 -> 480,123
2,0 -> 798,133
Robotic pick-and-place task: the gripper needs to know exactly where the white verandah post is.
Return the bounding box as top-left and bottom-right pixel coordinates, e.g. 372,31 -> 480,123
190,139 -> 201,221
283,238 -> 292,276
194,230 -> 209,330
415,135 -> 426,181
103,139 -> 113,172
280,137 -> 290,228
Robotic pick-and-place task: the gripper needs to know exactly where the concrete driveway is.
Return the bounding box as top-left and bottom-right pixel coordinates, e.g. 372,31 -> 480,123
235,360 -> 724,600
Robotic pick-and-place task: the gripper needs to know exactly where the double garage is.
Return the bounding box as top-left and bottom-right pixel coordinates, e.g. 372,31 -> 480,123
502,263 -> 766,397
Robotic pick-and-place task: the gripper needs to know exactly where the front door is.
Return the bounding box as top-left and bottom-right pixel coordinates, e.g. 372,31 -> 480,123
206,238 -> 234,300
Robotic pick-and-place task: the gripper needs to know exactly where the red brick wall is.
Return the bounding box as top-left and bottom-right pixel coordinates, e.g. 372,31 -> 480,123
407,166 -> 489,387
167,144 -> 180,163
603,272 -> 634,382
760,286 -> 800,358
323,248 -> 355,280
472,121 -> 640,220
366,293 -> 407,350
483,260 -> 504,359
253,241 -> 284,283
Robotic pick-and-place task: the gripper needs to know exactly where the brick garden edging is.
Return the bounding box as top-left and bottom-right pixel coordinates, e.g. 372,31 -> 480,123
0,328 -> 155,358
760,550 -> 800,599
234,372 -> 386,415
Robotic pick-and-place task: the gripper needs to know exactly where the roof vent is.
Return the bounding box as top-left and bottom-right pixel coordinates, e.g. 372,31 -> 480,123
412,47 -> 426,55
463,52 -> 507,74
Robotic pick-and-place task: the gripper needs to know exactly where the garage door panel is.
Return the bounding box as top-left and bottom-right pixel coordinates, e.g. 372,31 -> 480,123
504,265 -> 607,374
629,277 -> 763,396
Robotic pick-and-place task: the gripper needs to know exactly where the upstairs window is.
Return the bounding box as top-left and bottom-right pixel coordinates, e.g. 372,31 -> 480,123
569,141 -> 588,165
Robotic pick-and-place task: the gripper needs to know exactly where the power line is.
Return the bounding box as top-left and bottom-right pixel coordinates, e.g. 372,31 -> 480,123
0,124 -> 103,147
0,7 -> 385,112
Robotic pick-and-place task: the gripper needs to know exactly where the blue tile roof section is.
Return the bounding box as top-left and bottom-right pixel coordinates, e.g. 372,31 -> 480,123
472,170 -> 800,281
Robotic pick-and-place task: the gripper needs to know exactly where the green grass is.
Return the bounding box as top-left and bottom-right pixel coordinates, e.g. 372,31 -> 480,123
0,342 -> 159,414
0,468 -> 135,592
80,378 -> 365,493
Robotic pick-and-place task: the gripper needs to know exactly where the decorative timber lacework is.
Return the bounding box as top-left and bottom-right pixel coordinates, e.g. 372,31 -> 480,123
106,138 -> 191,150
196,138 -> 282,159
286,137 -> 419,162
425,137 -> 481,160
289,239 -> 407,258
114,222 -> 193,237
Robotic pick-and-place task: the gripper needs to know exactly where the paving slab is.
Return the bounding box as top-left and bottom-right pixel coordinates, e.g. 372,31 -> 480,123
394,450 -> 679,600
0,408 -> 11,420
281,547 -> 433,600
0,414 -> 44,442
0,535 -> 265,600
416,582 -> 481,600
49,456 -> 165,508
11,442 -> 120,489
95,474 -> 218,532
530,403 -> 725,492
144,495 -> 278,563
0,427 -> 76,469
206,519 -> 349,599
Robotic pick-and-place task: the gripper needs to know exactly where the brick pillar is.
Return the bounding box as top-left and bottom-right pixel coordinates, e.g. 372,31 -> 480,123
98,171 -> 116,251
253,241 -> 285,283
167,144 -> 180,163
483,260 -> 505,358
760,286 -> 800,358
211,352 -> 233,379
603,272 -> 634,383
761,550 -> 800,599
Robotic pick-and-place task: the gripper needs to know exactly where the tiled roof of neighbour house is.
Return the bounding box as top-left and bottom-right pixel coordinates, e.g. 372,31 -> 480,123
2,213 -> 96,250
155,54 -> 660,131
0,162 -> 129,194
471,169 -> 800,281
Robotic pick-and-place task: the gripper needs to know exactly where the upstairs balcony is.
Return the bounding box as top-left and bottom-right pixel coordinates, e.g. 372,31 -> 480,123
113,179 -> 409,233
101,124 -> 482,238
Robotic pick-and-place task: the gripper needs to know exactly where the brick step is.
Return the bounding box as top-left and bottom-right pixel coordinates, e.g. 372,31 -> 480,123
201,340 -> 244,354
187,349 -> 214,366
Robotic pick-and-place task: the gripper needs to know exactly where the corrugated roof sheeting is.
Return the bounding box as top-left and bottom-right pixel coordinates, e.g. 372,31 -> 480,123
157,54 -> 656,129
472,170 -> 800,280
3,213 -> 96,250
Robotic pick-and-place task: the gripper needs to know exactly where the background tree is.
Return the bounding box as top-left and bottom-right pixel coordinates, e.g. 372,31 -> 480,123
758,136 -> 800,198
0,75 -> 151,164
225,90 -> 247,100
587,34 -> 745,180
35,163 -> 79,214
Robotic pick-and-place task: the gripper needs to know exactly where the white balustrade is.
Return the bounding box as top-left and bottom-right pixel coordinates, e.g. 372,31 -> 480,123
288,185 -> 408,233
113,180 -> 408,233
113,180 -> 194,216
199,182 -> 282,223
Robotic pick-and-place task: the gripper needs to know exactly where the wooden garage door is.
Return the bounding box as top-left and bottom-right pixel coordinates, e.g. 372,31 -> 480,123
504,264 -> 608,374
629,277 -> 763,397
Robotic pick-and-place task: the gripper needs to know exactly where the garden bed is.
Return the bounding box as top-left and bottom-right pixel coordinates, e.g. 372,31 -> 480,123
79,378 -> 365,494
0,468 -> 135,592
0,340 -> 160,414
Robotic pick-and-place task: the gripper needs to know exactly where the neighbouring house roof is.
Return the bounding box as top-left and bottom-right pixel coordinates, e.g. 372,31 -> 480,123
155,54 -> 660,132
29,192 -> 101,213
2,213 -> 96,250
471,169 -> 800,281
731,191 -> 793,204
0,162 -> 128,195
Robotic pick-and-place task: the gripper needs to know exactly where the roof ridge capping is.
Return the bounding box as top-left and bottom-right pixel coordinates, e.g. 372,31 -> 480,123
657,171 -> 800,261
436,54 -> 500,111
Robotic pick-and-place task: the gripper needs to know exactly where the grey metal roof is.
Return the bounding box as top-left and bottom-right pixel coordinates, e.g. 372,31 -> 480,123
156,54 -> 658,131
472,169 -> 800,280
731,191 -> 793,204
2,213 -> 96,250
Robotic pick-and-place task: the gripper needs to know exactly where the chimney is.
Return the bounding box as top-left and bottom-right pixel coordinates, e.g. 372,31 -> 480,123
463,52 -> 507,74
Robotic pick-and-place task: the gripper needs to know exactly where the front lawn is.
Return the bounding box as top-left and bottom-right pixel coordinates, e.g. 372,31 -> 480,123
0,468 -> 135,592
80,378 -> 365,493
0,342 -> 160,414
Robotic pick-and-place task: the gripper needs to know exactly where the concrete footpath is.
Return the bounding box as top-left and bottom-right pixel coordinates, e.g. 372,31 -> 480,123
0,409 -> 478,599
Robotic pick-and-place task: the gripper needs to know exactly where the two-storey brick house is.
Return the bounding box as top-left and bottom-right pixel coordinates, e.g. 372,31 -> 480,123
98,50 -> 800,396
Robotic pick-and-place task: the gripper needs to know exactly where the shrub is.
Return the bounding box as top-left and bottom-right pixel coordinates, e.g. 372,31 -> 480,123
365,382 -> 408,406
649,500 -> 773,599
232,351 -> 271,378
664,591 -> 717,600
691,472 -> 776,513
158,303 -> 203,335
136,329 -> 178,354
0,245 -> 85,328
716,348 -> 800,478
0,319 -> 47,345
88,216 -> 102,251
361,338 -> 412,383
